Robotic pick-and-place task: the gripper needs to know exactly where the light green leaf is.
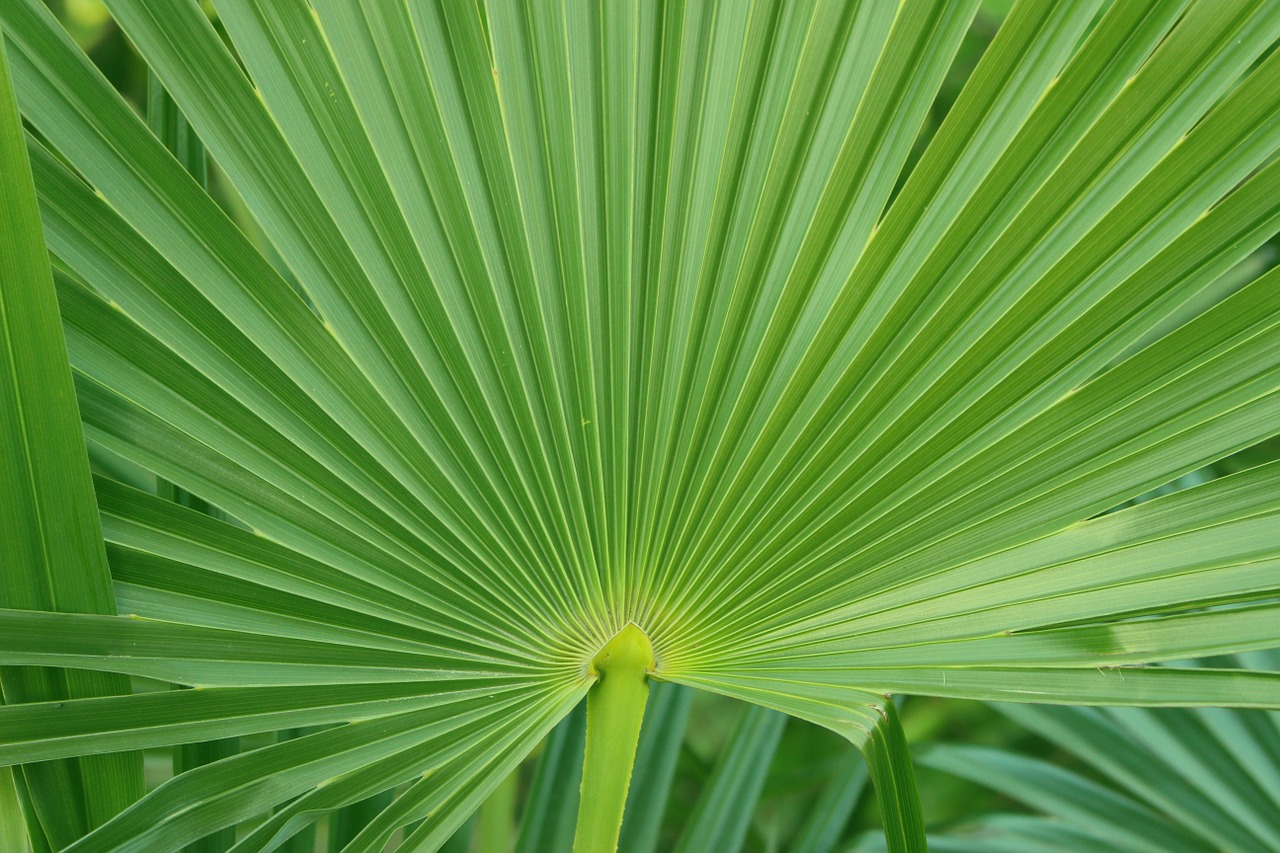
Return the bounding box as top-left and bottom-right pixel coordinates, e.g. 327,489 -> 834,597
0,766 -> 30,853
63,692 -> 555,853
0,681 -> 532,765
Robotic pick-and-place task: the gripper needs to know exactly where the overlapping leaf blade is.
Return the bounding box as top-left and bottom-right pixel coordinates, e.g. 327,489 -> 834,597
0,26 -> 143,846
922,653 -> 1280,852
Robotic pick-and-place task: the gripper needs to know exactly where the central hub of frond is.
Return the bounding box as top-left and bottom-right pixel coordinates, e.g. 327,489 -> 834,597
588,622 -> 654,681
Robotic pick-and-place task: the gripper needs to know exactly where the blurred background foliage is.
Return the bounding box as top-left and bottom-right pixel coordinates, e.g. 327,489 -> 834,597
36,0 -> 1280,850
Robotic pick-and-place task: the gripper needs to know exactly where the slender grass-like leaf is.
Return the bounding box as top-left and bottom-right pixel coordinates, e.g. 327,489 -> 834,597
672,705 -> 787,853
0,26 -> 143,846
923,652 -> 1280,852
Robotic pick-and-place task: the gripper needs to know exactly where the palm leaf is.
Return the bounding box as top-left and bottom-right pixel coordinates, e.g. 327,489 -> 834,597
2,0 -> 1280,849
0,26 -> 143,847
920,651 -> 1280,852
672,703 -> 788,853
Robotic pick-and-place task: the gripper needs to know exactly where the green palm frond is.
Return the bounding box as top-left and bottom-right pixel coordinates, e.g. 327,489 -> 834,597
917,651 -> 1280,853
3,0 -> 1280,849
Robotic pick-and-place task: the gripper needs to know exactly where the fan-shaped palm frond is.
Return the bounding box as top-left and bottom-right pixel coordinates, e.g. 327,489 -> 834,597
3,0 -> 1280,850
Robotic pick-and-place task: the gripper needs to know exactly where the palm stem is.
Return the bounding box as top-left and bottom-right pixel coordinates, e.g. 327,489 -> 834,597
573,623 -> 654,853
863,701 -> 926,853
